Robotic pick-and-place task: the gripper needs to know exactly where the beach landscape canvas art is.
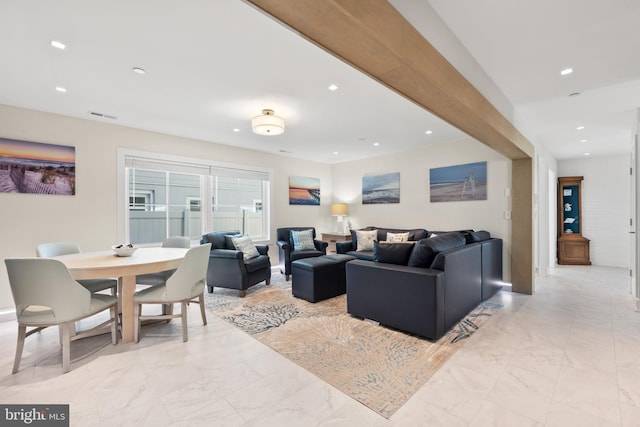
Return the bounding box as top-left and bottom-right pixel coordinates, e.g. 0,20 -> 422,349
362,172 -> 400,204
289,176 -> 320,205
0,138 -> 76,195
430,161 -> 487,202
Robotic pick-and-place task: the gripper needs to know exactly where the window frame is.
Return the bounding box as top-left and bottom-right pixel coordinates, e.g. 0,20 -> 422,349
117,149 -> 272,245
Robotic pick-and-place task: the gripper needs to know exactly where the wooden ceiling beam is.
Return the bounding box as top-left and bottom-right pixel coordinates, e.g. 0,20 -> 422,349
246,0 -> 534,160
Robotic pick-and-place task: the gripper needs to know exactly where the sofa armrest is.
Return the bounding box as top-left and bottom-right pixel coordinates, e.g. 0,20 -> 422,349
346,259 -> 445,339
256,244 -> 269,256
314,239 -> 328,253
336,241 -> 354,254
276,240 -> 290,251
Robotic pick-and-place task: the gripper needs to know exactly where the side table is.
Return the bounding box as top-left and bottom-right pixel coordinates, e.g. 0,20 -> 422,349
321,232 -> 352,254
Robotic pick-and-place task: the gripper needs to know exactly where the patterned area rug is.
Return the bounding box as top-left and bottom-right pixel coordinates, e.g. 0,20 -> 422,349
205,275 -> 501,418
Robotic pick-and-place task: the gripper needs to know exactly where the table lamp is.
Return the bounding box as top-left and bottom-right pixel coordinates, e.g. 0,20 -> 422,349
331,203 -> 349,233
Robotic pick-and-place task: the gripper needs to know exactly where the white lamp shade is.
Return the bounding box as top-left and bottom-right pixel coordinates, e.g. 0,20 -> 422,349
331,203 -> 348,216
252,109 -> 285,135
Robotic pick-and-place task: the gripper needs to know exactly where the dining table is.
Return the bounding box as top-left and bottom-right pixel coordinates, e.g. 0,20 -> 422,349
54,247 -> 188,343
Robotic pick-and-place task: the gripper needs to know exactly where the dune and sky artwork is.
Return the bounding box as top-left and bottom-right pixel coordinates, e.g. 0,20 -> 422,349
429,161 -> 487,202
0,137 -> 76,195
289,175 -> 320,205
362,172 -> 400,204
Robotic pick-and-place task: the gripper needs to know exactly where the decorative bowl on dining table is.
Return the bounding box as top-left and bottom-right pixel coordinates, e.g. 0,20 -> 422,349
112,244 -> 137,257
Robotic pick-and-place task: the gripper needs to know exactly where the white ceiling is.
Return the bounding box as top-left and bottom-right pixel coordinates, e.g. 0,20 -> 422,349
1,0 -> 639,163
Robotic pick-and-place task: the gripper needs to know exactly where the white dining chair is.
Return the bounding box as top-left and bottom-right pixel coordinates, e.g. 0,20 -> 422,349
133,243 -> 210,343
136,236 -> 191,287
36,242 -> 117,295
4,258 -> 119,373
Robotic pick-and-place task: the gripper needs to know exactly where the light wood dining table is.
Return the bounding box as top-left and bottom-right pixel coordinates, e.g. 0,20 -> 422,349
54,247 -> 188,343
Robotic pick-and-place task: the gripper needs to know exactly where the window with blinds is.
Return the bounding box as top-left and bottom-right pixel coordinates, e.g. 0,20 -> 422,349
122,151 -> 271,244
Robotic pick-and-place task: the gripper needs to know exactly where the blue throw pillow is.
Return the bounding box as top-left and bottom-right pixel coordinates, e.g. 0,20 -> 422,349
291,229 -> 315,251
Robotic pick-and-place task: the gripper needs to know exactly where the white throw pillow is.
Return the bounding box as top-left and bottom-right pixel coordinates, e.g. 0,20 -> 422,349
355,229 -> 378,251
386,232 -> 410,242
291,229 -> 316,251
231,235 -> 260,260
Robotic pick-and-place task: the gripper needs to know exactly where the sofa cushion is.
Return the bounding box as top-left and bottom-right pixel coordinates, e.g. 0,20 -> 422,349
462,230 -> 491,243
407,232 -> 466,268
291,229 -> 316,251
202,230 -> 241,249
345,250 -> 376,261
386,232 -> 410,242
355,229 -> 377,251
231,235 -> 260,260
244,254 -> 271,273
374,241 -> 415,265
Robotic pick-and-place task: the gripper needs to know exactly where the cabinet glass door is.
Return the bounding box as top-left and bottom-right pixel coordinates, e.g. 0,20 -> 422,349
561,184 -> 580,235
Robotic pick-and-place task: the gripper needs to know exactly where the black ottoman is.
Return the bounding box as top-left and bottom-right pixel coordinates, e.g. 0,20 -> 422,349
291,254 -> 355,302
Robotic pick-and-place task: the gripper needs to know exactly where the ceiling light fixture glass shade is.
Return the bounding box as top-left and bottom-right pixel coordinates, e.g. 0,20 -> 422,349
252,109 -> 285,135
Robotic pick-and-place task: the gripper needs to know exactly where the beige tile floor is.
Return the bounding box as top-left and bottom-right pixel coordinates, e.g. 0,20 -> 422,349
0,265 -> 638,426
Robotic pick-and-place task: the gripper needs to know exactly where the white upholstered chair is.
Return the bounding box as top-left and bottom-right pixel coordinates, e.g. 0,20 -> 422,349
4,258 -> 118,373
36,242 -> 117,295
136,236 -> 191,287
133,243 -> 210,343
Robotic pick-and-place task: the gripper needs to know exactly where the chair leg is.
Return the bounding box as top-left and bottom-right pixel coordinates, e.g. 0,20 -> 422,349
134,303 -> 140,343
238,290 -> 246,298
181,301 -> 188,342
61,322 -> 71,373
110,305 -> 118,345
285,274 -> 290,281
265,277 -> 271,286
198,293 -> 207,326
12,325 -> 26,374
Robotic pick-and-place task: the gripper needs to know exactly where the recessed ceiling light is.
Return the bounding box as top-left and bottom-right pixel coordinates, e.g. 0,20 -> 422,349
233,128 -> 240,133
584,153 -> 591,156
55,86 -> 67,93
569,92 -> 581,97
425,130 -> 433,135
132,67 -> 146,74
328,84 -> 338,91
373,142 -> 380,146
576,126 -> 585,130
580,139 -> 587,143
51,40 -> 66,50
333,151 -> 339,155
560,68 -> 573,76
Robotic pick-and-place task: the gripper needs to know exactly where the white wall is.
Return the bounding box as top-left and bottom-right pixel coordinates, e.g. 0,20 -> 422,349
0,104 -> 514,311
332,137 -> 513,281
558,154 -> 630,268
0,104 -> 333,310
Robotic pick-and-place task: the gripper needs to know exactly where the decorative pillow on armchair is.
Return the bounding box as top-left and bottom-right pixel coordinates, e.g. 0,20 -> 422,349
291,229 -> 316,251
355,229 -> 377,251
231,235 -> 260,260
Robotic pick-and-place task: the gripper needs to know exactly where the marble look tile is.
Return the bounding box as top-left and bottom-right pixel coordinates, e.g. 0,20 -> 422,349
553,365 -> 621,423
545,401 -> 619,427
617,366 -> 640,408
468,400 -> 543,427
486,365 -> 555,423
289,378 -> 353,420
0,266 -> 635,426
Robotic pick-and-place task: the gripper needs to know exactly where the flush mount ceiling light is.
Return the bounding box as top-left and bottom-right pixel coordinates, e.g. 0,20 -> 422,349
252,109 -> 285,136
50,40 -> 66,50
132,67 -> 146,74
561,68 -> 573,76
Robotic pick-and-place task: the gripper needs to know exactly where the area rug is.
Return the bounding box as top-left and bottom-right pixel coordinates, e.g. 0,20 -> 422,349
205,275 -> 501,418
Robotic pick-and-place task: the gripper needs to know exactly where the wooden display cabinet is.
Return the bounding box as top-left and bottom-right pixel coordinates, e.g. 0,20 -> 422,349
557,176 -> 591,265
